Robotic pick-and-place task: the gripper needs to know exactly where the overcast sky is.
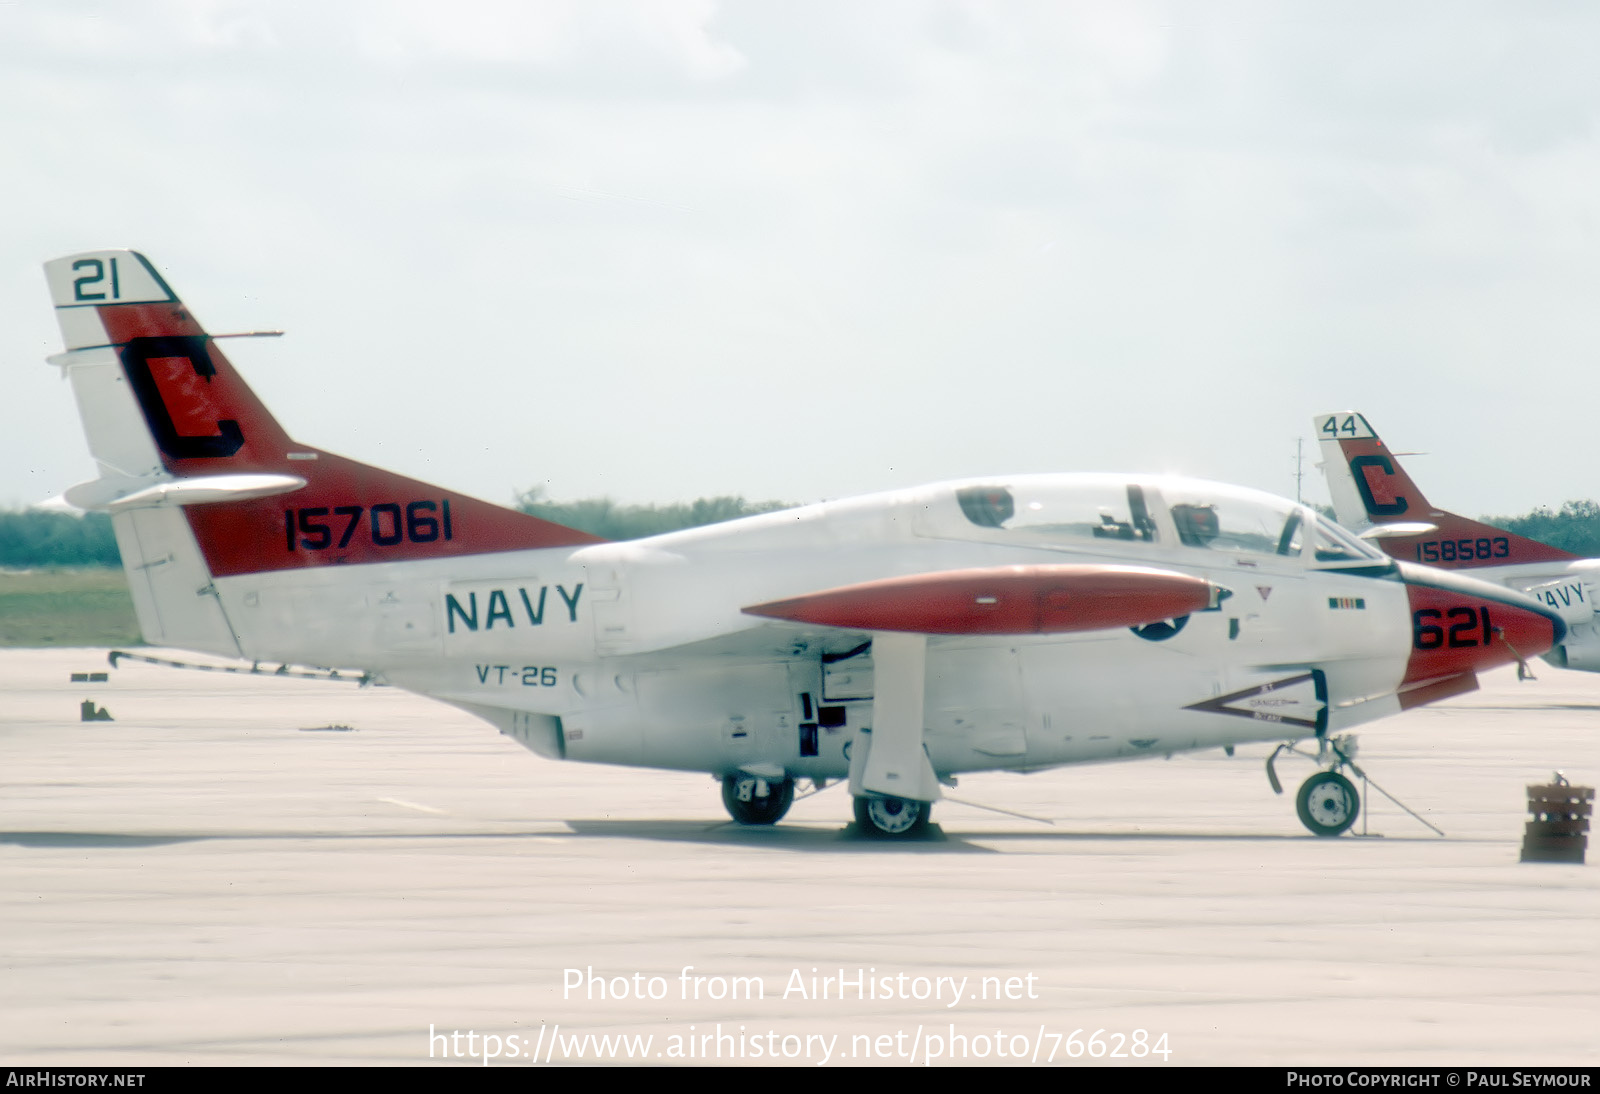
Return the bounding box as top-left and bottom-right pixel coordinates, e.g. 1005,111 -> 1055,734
3,1 -> 1598,518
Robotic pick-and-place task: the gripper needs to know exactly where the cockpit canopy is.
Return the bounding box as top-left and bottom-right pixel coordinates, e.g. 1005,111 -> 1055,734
937,475 -> 1384,568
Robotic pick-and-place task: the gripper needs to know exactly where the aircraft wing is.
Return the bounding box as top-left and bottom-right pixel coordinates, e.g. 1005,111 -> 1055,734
737,563 -> 1228,806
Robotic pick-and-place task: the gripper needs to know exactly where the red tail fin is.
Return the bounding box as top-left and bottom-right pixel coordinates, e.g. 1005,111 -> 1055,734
1312,412 -> 1575,569
50,251 -> 601,578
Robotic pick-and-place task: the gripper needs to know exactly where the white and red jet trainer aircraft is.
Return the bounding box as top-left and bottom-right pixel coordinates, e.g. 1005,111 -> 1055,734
39,251 -> 1567,839
1315,412 -> 1600,675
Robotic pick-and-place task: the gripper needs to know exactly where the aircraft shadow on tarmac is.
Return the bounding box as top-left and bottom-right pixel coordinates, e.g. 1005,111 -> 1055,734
1,832 -> 206,849
1,823 -> 1442,852
554,820 -> 1435,847
1471,702 -> 1600,712
0,824 -> 993,852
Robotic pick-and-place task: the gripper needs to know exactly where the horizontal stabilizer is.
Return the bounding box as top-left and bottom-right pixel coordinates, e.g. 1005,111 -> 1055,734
743,564 -> 1224,635
1358,522 -> 1438,540
70,473 -> 308,511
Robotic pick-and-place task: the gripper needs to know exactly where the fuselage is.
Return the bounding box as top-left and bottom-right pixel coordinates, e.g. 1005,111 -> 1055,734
201,472 -> 1543,781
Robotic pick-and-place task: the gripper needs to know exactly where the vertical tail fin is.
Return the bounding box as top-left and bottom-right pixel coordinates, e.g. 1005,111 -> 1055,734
1312,411 -> 1576,569
45,251 -> 601,648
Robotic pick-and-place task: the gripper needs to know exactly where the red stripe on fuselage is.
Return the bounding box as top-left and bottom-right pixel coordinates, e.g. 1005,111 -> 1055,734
1397,672 -> 1478,711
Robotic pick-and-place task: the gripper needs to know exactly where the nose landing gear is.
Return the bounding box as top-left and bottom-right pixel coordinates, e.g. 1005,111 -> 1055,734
1296,769 -> 1360,837
1266,735 -> 1443,838
1269,736 -> 1363,837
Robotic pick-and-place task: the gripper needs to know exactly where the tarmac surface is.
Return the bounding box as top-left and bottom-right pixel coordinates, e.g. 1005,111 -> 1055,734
1,647 -> 1596,1066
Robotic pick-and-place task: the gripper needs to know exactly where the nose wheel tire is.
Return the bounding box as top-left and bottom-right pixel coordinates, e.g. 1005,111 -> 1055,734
853,794 -> 932,838
722,775 -> 794,826
1296,770 -> 1359,837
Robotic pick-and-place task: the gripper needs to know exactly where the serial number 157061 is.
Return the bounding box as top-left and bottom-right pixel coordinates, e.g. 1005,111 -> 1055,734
285,501 -> 453,551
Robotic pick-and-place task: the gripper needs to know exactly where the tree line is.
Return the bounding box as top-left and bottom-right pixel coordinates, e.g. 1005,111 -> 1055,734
512,488 -> 791,542
0,509 -> 120,568
7,496 -> 1600,569
1485,500 -> 1600,556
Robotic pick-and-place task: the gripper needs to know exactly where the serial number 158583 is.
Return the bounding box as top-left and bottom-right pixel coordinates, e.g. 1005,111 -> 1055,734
1415,536 -> 1509,563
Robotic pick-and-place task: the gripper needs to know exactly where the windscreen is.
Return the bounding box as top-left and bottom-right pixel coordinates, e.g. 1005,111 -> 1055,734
1160,487 -> 1303,557
955,482 -> 1158,545
1311,516 -> 1388,565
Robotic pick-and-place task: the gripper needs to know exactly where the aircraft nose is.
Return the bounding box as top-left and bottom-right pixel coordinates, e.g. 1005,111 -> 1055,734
1397,561 -> 1566,684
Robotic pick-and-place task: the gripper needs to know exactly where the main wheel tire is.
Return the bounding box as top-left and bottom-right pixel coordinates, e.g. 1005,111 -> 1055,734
722,775 -> 794,825
1296,770 -> 1359,837
853,794 -> 932,838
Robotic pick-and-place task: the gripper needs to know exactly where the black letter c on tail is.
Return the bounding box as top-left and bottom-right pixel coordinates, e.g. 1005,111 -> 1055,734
120,336 -> 245,460
1349,454 -> 1407,517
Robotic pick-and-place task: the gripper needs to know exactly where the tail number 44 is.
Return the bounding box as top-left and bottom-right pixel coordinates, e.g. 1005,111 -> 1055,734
1413,606 -> 1493,650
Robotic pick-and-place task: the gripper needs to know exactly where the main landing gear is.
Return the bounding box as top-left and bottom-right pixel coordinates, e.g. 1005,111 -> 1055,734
722,773 -> 795,826
852,794 -> 932,839
720,774 -> 936,839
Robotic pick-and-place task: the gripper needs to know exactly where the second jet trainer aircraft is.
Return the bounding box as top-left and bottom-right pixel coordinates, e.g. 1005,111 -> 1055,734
38,252 -> 1567,838
1316,411 -> 1600,675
